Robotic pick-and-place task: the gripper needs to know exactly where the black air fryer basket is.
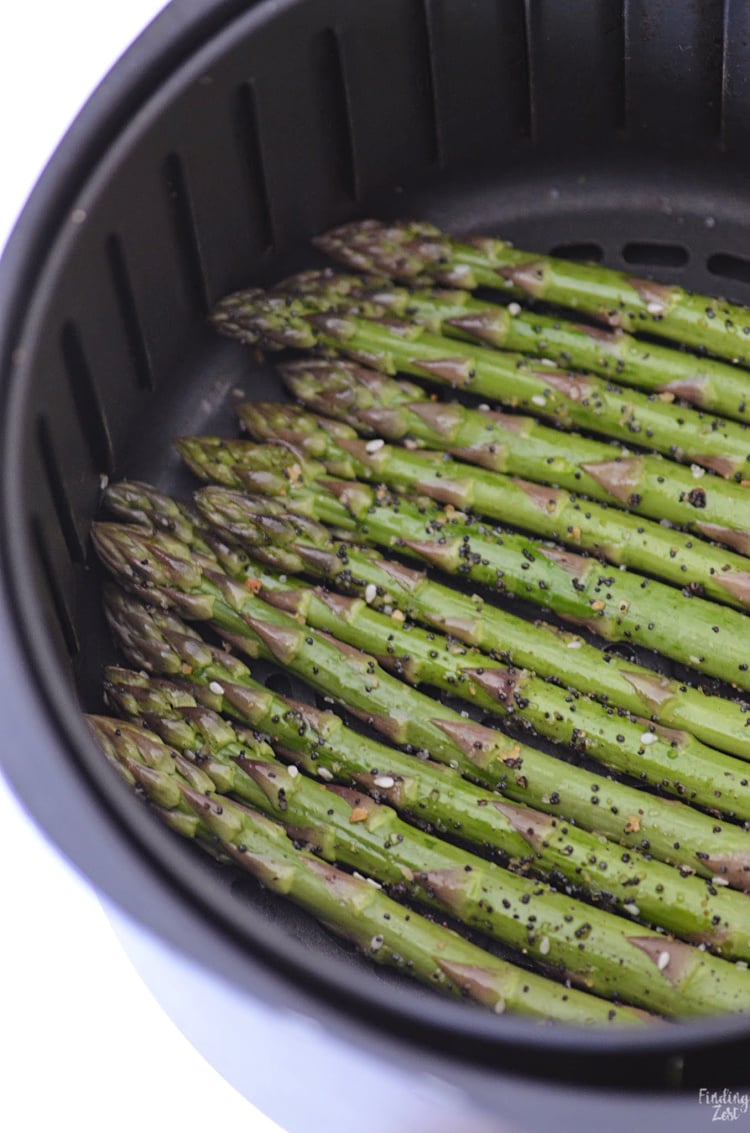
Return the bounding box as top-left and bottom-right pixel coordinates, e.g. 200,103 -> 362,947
4,0 -> 750,1126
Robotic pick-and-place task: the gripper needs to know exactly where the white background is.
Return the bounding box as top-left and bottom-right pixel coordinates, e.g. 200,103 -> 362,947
0,5 -> 283,1131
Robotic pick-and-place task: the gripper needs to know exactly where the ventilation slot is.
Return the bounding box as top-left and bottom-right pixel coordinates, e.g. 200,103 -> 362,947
317,28 -> 360,200
163,152 -> 210,315
622,242 -> 689,268
418,0 -> 444,166
707,252 -> 750,286
106,234 -> 154,390
60,321 -> 114,476
234,81 -> 275,251
517,0 -> 534,139
548,242 -> 604,263
36,416 -> 87,565
611,0 -> 628,133
30,515 -> 80,657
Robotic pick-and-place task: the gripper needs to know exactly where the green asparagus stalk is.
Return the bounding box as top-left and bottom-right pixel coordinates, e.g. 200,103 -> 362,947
104,479 -> 750,762
279,269 -> 750,423
212,289 -> 750,483
277,355 -> 750,556
89,716 -> 693,1016
90,715 -> 636,1024
234,398 -> 750,612
105,664 -> 750,961
175,440 -> 750,693
315,219 -> 750,368
100,577 -> 750,893
154,497 -> 750,825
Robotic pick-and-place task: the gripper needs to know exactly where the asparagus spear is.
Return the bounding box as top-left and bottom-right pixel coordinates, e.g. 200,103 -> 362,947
105,664 -> 750,961
90,716 -> 694,1016
280,269 -> 750,423
212,289 -> 750,482
104,479 -> 750,762
175,440 -> 750,693
277,355 -> 750,556
90,715 -> 635,1024
151,498 -> 750,824
234,398 -> 750,612
100,578 -> 750,893
315,219 -> 750,368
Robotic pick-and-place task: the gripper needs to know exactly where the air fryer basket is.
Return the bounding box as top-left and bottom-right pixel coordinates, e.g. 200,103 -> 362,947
4,0 -> 750,1107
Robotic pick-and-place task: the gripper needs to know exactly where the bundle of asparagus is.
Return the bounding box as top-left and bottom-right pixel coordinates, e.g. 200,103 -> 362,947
92,714 -> 640,1025
280,268 -> 750,423
315,219 -> 750,370
87,219 -> 750,1024
176,439 -> 750,691
213,288 -> 750,484
106,481 -> 750,760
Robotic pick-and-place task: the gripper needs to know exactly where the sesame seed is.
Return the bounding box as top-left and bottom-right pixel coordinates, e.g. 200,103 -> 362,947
209,681 -> 225,695
287,765 -> 299,778
566,639 -> 582,649
539,936 -> 550,955
657,951 -> 670,971
507,302 -> 521,317
364,583 -> 378,604
640,732 -> 658,745
365,438 -> 385,453
531,394 -> 547,407
493,997 -> 506,1014
374,775 -> 396,789
318,767 -> 334,781
690,463 -> 706,479
713,876 -> 730,886
647,301 -> 664,315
